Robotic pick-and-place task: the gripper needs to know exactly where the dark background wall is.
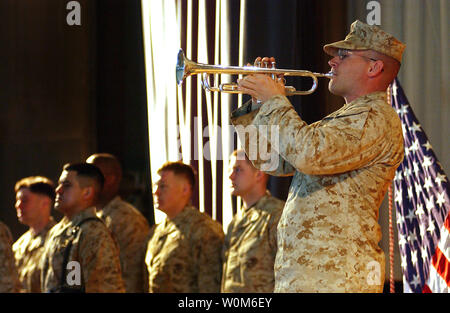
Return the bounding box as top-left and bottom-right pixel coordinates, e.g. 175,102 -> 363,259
0,0 -> 153,240
0,0 -> 347,239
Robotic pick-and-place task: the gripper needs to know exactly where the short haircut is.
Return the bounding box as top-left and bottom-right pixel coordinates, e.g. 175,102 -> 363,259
63,163 -> 105,194
231,149 -> 268,183
157,161 -> 196,190
232,149 -> 251,163
86,153 -> 123,178
15,176 -> 56,202
231,149 -> 259,171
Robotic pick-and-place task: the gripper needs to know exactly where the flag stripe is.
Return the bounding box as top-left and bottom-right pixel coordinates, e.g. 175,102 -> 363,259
390,79 -> 450,293
422,283 -> 432,293
425,264 -> 450,293
438,215 -> 450,262
445,213 -> 450,233
431,246 -> 450,287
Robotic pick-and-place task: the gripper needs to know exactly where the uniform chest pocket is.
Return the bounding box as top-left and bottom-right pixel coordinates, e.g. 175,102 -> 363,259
322,108 -> 371,140
159,232 -> 186,261
237,218 -> 270,260
238,236 -> 262,257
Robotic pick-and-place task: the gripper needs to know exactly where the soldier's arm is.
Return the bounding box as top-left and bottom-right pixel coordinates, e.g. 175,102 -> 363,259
248,95 -> 399,175
0,222 -> 20,292
222,219 -> 234,262
78,222 -> 126,293
193,223 -> 224,293
268,204 -> 284,254
112,212 -> 150,292
231,100 -> 296,176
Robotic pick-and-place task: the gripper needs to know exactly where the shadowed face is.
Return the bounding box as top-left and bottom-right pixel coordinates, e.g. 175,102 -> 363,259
228,154 -> 258,198
15,188 -> 49,226
54,170 -> 84,215
153,170 -> 189,217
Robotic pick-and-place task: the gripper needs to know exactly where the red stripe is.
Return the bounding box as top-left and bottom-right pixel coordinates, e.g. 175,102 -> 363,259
422,283 -> 432,293
445,212 -> 450,233
431,246 -> 450,287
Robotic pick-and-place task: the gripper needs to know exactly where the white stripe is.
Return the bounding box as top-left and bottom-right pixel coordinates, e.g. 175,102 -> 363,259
403,277 -> 413,293
237,0 -> 246,107
220,0 -> 233,232
142,0 -> 180,224
438,223 -> 450,261
426,265 -> 450,293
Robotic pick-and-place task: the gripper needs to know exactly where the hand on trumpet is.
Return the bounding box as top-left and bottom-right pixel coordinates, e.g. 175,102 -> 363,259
237,56 -> 286,104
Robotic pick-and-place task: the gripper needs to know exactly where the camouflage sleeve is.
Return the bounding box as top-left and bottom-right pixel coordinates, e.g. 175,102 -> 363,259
142,223 -> 157,292
268,208 -> 283,253
222,219 -> 234,261
192,222 -> 224,293
0,222 -> 20,292
78,222 -> 125,293
231,101 -> 296,176
39,240 -> 50,292
250,95 -> 389,175
112,213 -> 150,292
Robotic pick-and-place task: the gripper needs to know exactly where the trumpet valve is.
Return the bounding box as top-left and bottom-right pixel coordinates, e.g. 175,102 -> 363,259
270,61 -> 276,80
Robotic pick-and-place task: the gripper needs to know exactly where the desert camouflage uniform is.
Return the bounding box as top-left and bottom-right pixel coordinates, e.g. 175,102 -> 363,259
97,196 -> 150,292
145,205 -> 224,293
222,191 -> 284,292
231,91 -> 404,292
41,207 -> 125,293
13,217 -> 56,292
0,221 -> 20,292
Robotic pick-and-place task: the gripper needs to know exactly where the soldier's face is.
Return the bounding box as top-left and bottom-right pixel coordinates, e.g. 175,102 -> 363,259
228,155 -> 258,197
55,170 -> 84,215
15,188 -> 48,226
327,49 -> 373,100
153,170 -> 186,216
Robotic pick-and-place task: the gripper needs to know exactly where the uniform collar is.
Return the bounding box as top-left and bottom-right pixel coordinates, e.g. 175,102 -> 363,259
165,205 -> 195,227
99,195 -> 122,215
106,195 -> 121,207
347,91 -> 387,107
241,190 -> 272,214
67,207 -> 97,226
30,216 -> 56,237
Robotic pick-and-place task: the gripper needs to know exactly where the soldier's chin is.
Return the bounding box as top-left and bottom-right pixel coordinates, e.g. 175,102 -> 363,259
328,81 -> 343,97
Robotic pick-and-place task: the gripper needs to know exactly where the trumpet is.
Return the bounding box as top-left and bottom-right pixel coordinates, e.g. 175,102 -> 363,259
176,49 -> 333,95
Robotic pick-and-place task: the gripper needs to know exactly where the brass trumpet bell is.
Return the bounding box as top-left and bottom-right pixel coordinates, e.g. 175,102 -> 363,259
176,49 -> 332,95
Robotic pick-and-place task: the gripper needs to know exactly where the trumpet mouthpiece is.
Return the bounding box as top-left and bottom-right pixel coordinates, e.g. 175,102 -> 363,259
176,49 -> 186,85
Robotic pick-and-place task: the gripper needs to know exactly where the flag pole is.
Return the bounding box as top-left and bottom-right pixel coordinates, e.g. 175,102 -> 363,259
388,184 -> 395,293
387,85 -> 395,293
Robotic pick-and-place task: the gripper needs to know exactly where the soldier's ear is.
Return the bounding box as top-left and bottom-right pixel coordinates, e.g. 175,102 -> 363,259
181,181 -> 191,196
81,186 -> 95,201
39,196 -> 52,209
104,174 -> 119,188
368,60 -> 384,77
255,170 -> 264,181
255,170 -> 268,186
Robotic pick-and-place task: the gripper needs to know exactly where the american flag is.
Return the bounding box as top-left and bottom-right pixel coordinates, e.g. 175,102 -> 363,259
390,78 -> 450,293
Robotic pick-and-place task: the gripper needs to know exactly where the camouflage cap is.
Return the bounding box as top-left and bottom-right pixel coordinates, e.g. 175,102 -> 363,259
323,20 -> 406,63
